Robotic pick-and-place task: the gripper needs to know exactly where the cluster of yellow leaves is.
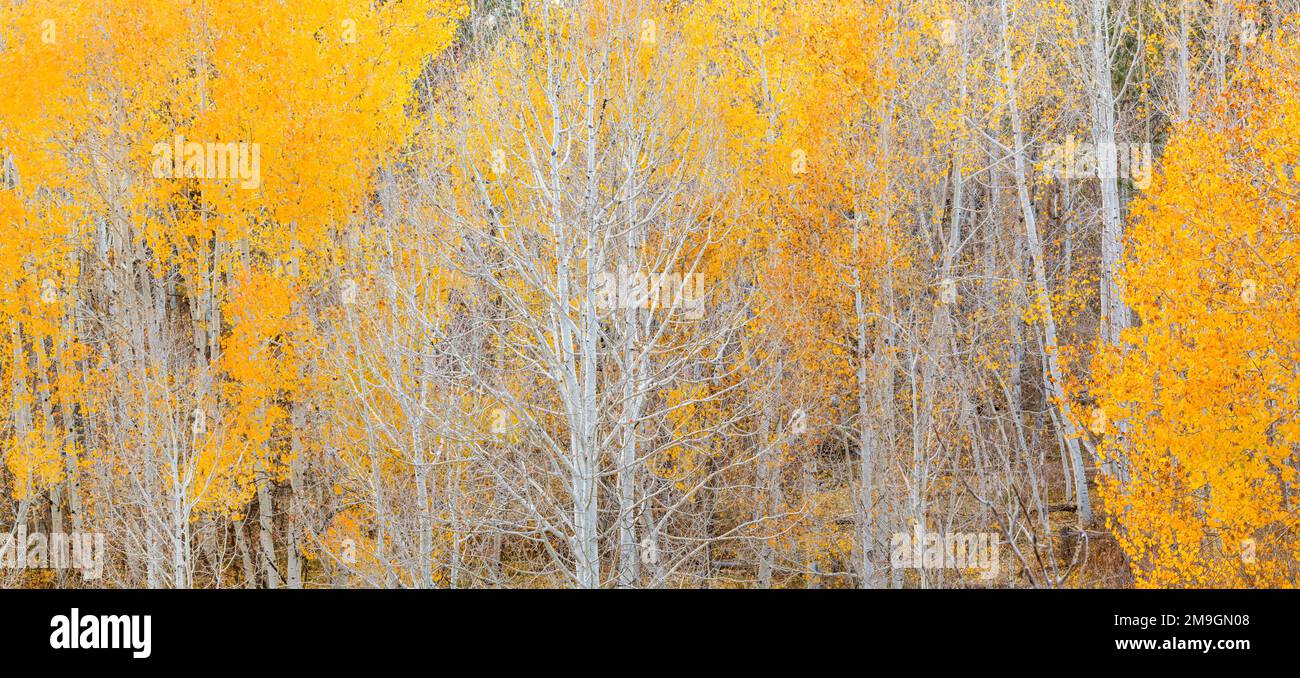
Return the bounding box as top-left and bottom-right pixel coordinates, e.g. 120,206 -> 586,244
0,0 -> 464,551
1092,21 -> 1300,587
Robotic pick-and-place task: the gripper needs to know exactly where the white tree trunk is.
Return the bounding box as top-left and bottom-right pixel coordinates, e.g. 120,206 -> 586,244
1001,0 -> 1092,524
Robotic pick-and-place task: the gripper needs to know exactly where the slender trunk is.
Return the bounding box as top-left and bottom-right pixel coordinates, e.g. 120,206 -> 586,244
1001,0 -> 1092,524
1175,0 -> 1191,123
286,397 -> 305,589
1092,0 -> 1128,347
257,472 -> 281,588
755,399 -> 777,588
234,514 -> 259,588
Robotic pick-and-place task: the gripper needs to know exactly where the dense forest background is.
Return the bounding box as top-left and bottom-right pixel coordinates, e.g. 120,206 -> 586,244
0,0 -> 1297,588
